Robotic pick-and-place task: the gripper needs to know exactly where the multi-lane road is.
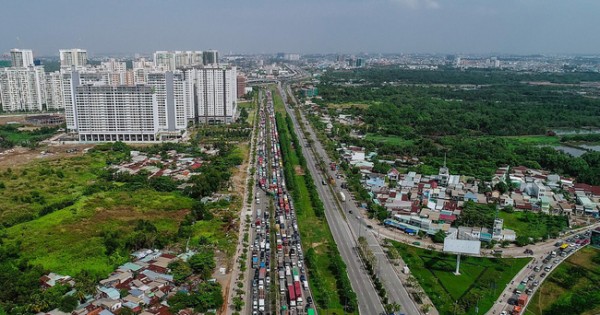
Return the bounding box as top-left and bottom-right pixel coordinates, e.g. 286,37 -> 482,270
247,89 -> 317,315
279,83 -> 422,315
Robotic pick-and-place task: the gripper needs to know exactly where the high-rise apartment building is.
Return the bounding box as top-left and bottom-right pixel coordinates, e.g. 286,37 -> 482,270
64,68 -> 192,141
191,65 -> 237,124
45,71 -> 64,110
147,71 -> 193,135
202,50 -> 219,66
0,66 -> 47,111
153,51 -> 203,71
75,84 -> 159,142
10,49 -> 35,68
237,75 -> 246,99
59,49 -> 88,68
132,58 -> 155,84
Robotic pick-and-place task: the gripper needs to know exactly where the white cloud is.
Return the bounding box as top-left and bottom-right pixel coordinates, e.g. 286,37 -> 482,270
389,0 -> 441,9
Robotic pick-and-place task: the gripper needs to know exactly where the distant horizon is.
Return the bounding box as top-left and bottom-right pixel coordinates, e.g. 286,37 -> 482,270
2,1 -> 599,57
5,50 -> 600,60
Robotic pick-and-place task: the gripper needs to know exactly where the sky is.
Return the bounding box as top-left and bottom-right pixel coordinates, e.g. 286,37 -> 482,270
1,0 -> 600,56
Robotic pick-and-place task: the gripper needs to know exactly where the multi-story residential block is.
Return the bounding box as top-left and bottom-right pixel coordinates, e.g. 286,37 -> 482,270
146,71 -> 194,136
154,51 -> 203,71
191,65 -> 237,124
59,49 -> 87,68
132,58 -> 155,84
202,50 -> 219,66
75,84 -> 159,142
64,68 -> 192,141
237,74 -> 246,99
45,71 -> 64,110
0,66 -> 47,111
10,49 -> 34,67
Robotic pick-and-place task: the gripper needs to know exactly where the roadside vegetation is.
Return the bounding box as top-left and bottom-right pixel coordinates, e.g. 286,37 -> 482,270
0,139 -> 245,313
527,246 -> 600,315
390,241 -> 530,315
273,89 -> 357,314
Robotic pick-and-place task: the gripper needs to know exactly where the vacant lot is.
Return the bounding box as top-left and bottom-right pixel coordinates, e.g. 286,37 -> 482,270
392,241 -> 530,315
526,246 -> 600,315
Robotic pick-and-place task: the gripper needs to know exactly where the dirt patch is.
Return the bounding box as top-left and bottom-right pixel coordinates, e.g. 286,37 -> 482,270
294,165 -> 305,175
0,144 -> 95,170
0,115 -> 28,125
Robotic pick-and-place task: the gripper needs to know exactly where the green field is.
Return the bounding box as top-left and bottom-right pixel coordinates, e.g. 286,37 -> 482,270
238,100 -> 256,125
498,211 -> 568,244
0,143 -> 242,277
271,86 -> 286,114
5,189 -> 194,276
526,246 -> 600,315
0,124 -> 58,147
391,241 -> 530,315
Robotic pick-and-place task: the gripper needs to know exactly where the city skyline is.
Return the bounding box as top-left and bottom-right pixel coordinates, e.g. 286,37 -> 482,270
1,0 -> 600,56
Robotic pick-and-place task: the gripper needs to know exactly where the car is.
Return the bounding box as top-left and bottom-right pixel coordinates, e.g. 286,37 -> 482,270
307,296 -> 313,304
533,280 -> 539,286
501,311 -> 508,315
540,272 -> 547,277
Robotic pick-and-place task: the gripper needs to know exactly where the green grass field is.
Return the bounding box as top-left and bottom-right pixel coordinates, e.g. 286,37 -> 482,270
0,152 -> 107,227
238,100 -> 256,125
0,144 -> 241,278
391,241 -> 530,315
526,246 -> 600,315
271,86 -> 286,114
4,188 -> 195,276
498,211 -> 568,242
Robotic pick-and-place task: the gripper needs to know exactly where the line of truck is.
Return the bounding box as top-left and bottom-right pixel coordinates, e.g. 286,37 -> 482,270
258,90 -> 315,315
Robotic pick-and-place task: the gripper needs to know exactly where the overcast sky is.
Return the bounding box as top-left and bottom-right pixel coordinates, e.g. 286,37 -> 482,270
2,0 -> 599,56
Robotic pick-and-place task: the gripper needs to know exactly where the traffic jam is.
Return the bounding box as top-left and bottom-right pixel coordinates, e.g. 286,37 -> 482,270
251,90 -> 316,315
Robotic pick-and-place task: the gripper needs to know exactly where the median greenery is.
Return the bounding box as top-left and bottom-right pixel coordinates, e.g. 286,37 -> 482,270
272,88 -> 357,313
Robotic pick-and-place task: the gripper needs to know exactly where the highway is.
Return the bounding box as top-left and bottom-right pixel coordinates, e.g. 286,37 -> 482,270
280,81 -> 422,315
247,89 -> 317,315
278,83 -> 422,315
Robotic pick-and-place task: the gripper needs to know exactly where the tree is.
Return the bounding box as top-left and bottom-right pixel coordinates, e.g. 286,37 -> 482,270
58,295 -> 78,313
168,260 -> 192,284
432,230 -> 447,243
232,296 -> 244,311
188,251 -> 216,280
384,302 -> 402,314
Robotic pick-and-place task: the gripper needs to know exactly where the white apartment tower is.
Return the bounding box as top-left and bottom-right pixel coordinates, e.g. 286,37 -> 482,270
192,66 -> 237,124
75,84 -> 159,142
0,66 -> 47,111
45,71 -> 64,110
147,71 -> 193,136
63,68 -> 192,141
10,49 -> 34,67
59,49 -> 88,68
153,51 -> 203,71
